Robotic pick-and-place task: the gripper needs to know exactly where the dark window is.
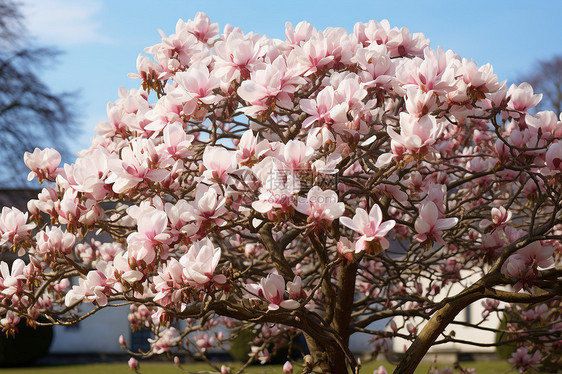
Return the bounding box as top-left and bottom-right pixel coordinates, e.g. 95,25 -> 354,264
130,329 -> 152,353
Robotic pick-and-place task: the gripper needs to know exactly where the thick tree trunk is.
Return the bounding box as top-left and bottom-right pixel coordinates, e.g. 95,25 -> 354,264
394,294 -> 481,374
301,260 -> 359,373
304,333 -> 350,373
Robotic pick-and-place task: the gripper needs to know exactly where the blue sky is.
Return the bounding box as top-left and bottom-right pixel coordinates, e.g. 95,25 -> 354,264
20,0 -> 562,159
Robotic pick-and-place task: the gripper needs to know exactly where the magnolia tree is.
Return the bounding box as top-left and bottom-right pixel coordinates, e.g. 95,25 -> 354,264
0,13 -> 561,374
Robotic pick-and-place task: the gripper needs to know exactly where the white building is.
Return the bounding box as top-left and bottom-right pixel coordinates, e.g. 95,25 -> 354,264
391,271 -> 502,362
50,306 -> 132,356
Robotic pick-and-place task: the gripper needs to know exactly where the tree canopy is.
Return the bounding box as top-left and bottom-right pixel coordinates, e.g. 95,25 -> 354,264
0,12 -> 561,374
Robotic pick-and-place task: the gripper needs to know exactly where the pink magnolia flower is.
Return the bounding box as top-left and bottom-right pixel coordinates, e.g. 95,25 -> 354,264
403,86 -> 440,117
507,82 -> 542,114
0,259 -> 27,297
53,278 -> 70,293
481,299 -> 500,319
171,62 -> 221,114
526,110 -> 562,140
501,242 -> 554,290
65,270 -> 113,307
285,20 -> 316,46
29,187 -> 58,219
181,184 -> 227,228
459,59 -> 502,95
336,237 -> 357,262
57,188 -> 85,227
128,53 -> 163,82
250,346 -> 271,364
521,304 -> 548,322
422,184 -> 447,213
512,242 -> 554,272
246,273 -> 300,311
281,140 -> 314,171
180,237 -> 226,288
508,347 -> 542,373
35,226 -> 76,259
296,186 -> 344,227
354,19 -> 429,58
144,95 -> 183,134
237,56 -> 306,117
24,147 -> 61,182
387,112 -> 444,155
376,176 -> 409,204
106,139 -> 169,194
94,100 -> 130,137
163,199 -> 197,241
286,275 -> 304,300
60,148 -> 112,201
194,333 -> 216,351
396,51 -> 452,94
0,311 -> 21,336
145,21 -> 201,77
113,251 -> 144,284
149,327 -> 180,354
334,73 -> 369,112
74,241 -> 96,265
300,86 -> 348,128
0,207 -> 36,248
236,129 -> 258,164
339,204 -> 396,253
214,28 -> 264,81
356,45 -> 395,90
159,121 -> 194,160
153,257 -> 184,306
183,12 -> 219,43
406,322 -> 417,336
291,34 -> 334,76
127,208 -> 171,265
414,201 -> 457,245
97,242 -> 123,262
236,130 -> 271,165
479,207 -> 512,231
252,161 -> 299,218
545,142 -> 562,173
202,146 -> 236,183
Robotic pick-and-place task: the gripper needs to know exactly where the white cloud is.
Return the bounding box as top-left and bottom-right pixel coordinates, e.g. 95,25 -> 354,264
21,0 -> 112,46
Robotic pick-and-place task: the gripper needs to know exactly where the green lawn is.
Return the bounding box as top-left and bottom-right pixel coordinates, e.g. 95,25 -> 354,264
0,360 -> 515,374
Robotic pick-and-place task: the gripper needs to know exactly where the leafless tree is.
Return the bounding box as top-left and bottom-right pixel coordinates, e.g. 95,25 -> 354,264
521,55 -> 562,114
0,0 -> 75,187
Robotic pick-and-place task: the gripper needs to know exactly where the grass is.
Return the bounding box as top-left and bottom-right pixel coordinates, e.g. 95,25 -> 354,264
0,360 -> 515,374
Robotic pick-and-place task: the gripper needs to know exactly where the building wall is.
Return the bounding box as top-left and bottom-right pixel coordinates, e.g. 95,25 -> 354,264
50,304 -> 131,354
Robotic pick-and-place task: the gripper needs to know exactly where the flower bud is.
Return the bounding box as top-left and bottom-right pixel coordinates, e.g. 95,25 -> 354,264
283,361 -> 293,374
128,357 -> 139,370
